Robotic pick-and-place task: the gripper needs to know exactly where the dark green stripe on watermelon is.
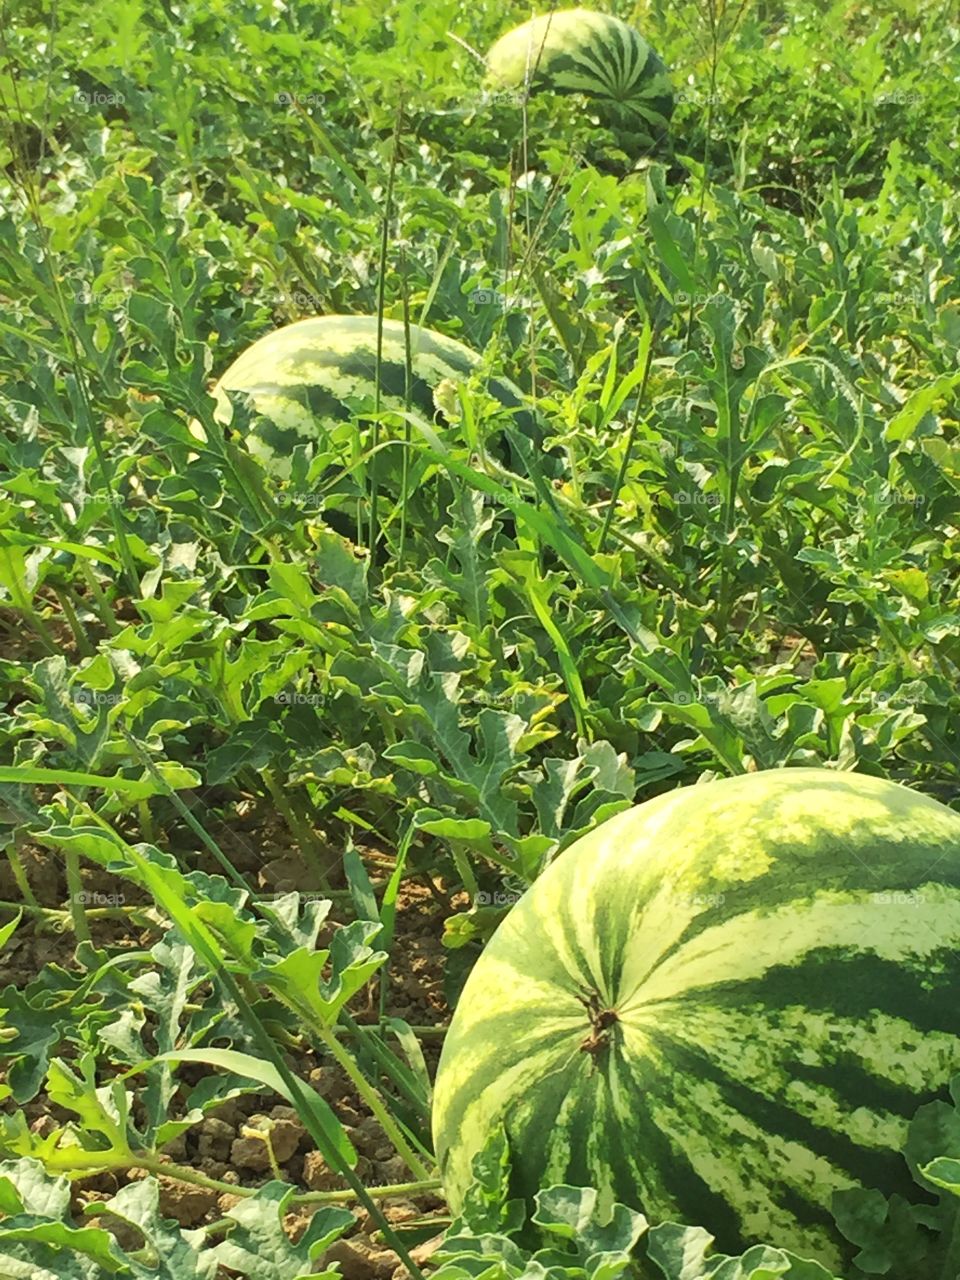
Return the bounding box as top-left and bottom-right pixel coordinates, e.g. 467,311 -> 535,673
663,1035 -> 911,1202
211,315 -> 547,482
704,950 -> 960,1035
485,8 -> 674,128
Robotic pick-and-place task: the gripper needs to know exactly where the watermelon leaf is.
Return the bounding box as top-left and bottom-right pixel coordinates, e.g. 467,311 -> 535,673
922,1157 -> 960,1198
646,1223 -> 715,1280
532,1185 -> 647,1257
453,1128 -> 525,1238
646,1225 -> 841,1279
209,1181 -> 353,1280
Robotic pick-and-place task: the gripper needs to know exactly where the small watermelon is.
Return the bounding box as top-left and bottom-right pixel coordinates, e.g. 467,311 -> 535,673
210,314 -> 537,481
432,768 -> 960,1271
485,8 -> 673,133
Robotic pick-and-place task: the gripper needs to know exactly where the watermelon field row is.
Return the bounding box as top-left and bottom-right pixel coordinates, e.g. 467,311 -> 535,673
0,0 -> 959,1278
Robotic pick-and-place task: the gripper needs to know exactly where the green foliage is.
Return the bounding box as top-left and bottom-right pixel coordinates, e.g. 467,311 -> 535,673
0,0 -> 958,1272
435,1095 -> 960,1280
0,1162 -> 353,1279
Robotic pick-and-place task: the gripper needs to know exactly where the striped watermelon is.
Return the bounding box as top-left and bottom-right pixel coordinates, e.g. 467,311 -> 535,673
432,768 -> 960,1271
210,315 -> 536,481
485,8 -> 673,132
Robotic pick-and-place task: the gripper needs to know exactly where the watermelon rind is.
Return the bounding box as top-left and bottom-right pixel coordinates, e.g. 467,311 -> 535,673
210,314 -> 534,481
485,8 -> 674,131
432,767 -> 960,1271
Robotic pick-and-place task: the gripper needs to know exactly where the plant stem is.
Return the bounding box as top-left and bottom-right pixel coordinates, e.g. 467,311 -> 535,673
0,898 -> 153,923
2,839 -> 40,911
78,560 -> 121,636
53,1147 -> 440,1204
313,1021 -> 434,1182
261,768 -> 332,885
369,101 -> 403,560
597,329 -> 655,554
64,845 -> 91,943
397,255 -> 413,572
51,584 -> 94,656
450,847 -> 479,903
138,799 -> 157,845
564,431 -> 584,504
340,1024 -> 447,1038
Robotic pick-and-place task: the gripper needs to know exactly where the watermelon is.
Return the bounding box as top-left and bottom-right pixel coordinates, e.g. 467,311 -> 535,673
485,8 -> 673,132
432,768 -> 960,1271
209,314 -> 537,481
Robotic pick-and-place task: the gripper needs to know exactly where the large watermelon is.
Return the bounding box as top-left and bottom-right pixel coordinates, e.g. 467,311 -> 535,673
432,768 -> 960,1271
210,315 -> 537,481
485,8 -> 673,132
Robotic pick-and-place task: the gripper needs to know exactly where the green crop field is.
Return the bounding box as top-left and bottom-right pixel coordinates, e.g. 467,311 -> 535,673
0,1 -> 959,1277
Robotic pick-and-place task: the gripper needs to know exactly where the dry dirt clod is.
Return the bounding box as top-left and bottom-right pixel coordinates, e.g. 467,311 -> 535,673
376,1155 -> 411,1183
269,1104 -> 308,1150
230,1135 -> 270,1171
208,1098 -> 248,1127
197,1116 -> 235,1160
158,1177 -> 219,1227
230,1111 -> 304,1169
160,1133 -> 188,1160
309,1065 -> 352,1101
302,1150 -> 341,1191
322,1236 -> 399,1280
353,1116 -> 387,1155
385,1202 -> 421,1224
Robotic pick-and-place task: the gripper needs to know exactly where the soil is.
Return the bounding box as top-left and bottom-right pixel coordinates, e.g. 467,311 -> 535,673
0,818 -> 463,1279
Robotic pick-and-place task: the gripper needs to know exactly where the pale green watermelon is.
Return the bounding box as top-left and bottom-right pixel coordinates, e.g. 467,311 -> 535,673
209,315 -> 536,481
432,768 -> 960,1271
486,8 -> 673,131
